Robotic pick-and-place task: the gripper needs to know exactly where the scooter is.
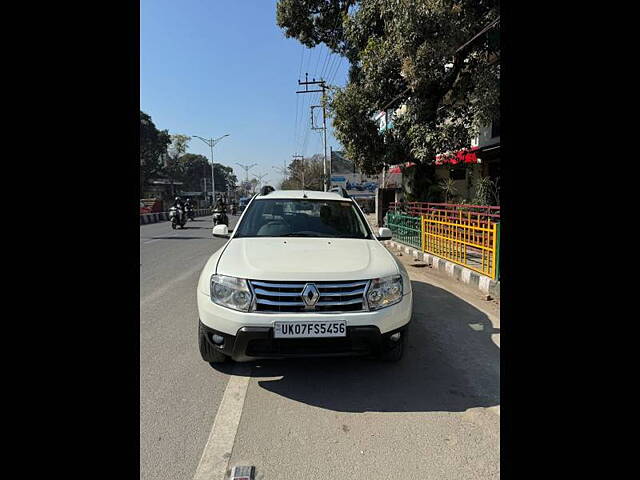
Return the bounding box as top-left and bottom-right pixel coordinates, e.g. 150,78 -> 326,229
169,206 -> 186,229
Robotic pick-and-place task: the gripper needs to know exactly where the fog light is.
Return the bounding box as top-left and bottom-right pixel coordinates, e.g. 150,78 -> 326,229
211,334 -> 224,345
390,332 -> 401,342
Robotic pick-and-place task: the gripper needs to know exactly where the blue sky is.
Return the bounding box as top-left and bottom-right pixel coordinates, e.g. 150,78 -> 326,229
141,0 -> 349,187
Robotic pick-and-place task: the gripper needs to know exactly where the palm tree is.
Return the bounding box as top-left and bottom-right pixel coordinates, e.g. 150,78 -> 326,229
439,178 -> 458,203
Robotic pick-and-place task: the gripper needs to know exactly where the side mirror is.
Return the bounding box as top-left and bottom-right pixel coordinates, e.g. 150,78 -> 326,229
376,227 -> 392,240
213,224 -> 230,238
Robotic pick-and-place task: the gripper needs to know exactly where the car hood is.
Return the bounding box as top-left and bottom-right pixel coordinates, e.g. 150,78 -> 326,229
216,237 -> 399,281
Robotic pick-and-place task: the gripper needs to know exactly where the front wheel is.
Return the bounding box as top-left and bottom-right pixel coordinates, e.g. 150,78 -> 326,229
378,330 -> 406,362
171,222 -> 176,230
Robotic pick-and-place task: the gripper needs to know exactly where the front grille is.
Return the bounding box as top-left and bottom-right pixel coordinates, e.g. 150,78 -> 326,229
249,279 -> 369,313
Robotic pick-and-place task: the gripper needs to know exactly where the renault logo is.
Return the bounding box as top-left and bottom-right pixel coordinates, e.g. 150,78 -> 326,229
301,283 -> 320,307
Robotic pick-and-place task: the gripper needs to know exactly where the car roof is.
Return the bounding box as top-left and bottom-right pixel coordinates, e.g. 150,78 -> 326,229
253,190 -> 351,201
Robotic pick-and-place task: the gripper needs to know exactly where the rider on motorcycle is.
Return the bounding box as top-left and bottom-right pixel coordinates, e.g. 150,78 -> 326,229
213,195 -> 228,225
172,196 -> 184,222
214,194 -> 226,212
184,197 -> 194,218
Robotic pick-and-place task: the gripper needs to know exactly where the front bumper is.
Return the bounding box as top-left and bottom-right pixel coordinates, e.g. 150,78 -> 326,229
199,321 -> 409,362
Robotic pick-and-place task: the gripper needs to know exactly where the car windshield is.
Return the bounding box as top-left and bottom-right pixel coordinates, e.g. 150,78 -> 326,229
233,198 -> 371,239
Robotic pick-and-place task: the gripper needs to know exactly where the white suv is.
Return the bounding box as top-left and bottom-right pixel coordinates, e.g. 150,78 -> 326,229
197,188 -> 413,363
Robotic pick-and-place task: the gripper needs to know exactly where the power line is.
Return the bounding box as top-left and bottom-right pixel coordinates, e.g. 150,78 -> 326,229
297,73 -> 330,191
324,53 -> 338,83
292,44 -> 305,154
294,42 -> 336,165
319,46 -> 332,79
297,44 -> 305,79
328,55 -> 345,86
313,44 -> 324,77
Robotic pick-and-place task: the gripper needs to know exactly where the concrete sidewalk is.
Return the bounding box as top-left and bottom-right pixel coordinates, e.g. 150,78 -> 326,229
392,243 -> 500,327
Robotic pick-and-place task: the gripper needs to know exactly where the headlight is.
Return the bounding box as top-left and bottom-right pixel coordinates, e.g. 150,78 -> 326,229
210,275 -> 253,312
367,275 -> 403,310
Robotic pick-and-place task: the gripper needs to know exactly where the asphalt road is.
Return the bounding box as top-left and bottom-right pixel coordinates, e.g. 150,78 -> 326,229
140,216 -> 500,480
140,216 -> 239,480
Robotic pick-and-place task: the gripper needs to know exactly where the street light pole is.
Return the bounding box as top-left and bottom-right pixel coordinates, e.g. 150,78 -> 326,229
193,134 -> 230,205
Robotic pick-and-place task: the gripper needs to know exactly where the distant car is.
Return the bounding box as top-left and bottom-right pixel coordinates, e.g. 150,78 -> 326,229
140,201 -> 152,214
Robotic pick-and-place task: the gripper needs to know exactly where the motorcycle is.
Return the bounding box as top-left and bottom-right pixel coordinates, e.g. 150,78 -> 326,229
212,208 -> 229,226
186,204 -> 195,221
169,206 -> 186,229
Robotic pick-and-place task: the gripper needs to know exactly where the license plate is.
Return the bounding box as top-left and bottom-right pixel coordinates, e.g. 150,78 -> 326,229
273,321 -> 347,338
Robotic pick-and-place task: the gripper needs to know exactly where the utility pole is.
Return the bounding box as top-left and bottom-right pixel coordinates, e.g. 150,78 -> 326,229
193,134 -> 230,205
235,163 -> 257,184
253,172 -> 268,187
297,73 -> 329,191
203,163 -> 207,199
236,163 -> 257,197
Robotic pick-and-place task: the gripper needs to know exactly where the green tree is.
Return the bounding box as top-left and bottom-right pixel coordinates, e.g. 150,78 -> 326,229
178,153 -> 238,195
165,134 -> 191,185
276,0 -> 354,54
277,0 -> 500,194
281,154 -> 325,190
178,153 -> 210,191
213,164 -> 238,194
140,111 -> 171,192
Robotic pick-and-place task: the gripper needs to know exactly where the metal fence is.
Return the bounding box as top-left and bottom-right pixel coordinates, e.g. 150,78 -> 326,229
422,213 -> 499,280
385,212 -> 422,249
389,201 -> 500,222
386,202 -> 501,280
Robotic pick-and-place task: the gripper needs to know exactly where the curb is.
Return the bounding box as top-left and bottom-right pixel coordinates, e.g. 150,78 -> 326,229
385,240 -> 500,299
139,208 -> 210,226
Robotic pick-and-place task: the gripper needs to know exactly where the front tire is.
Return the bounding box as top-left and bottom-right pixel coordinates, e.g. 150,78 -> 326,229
378,331 -> 406,362
171,222 -> 176,230
199,323 -> 227,363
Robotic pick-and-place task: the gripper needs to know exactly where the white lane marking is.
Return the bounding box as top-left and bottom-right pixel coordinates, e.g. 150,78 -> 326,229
193,365 -> 251,480
140,262 -> 204,306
